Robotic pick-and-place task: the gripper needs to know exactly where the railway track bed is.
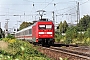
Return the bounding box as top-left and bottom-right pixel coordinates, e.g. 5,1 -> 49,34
37,46 -> 90,60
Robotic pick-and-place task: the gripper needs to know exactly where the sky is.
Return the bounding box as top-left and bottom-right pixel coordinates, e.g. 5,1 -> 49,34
0,0 -> 90,32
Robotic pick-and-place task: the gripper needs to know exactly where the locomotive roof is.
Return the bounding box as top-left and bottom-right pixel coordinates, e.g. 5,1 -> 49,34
37,21 -> 53,24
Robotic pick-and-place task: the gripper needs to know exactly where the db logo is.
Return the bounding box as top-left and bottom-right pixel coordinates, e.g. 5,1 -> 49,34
44,32 -> 47,34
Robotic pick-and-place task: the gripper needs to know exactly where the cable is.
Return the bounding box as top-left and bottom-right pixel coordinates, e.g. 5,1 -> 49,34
67,0 -> 90,19
42,0 -> 54,10
0,6 -> 29,13
56,0 -> 90,15
23,0 -> 33,3
23,0 -> 53,4
80,0 -> 90,5
54,6 -> 75,12
0,1 -> 53,14
56,1 -> 76,4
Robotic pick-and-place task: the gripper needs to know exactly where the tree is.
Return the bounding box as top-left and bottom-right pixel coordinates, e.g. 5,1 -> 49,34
6,34 -> 15,39
63,20 -> 68,33
85,28 -> 90,38
65,26 -> 78,44
19,21 -> 33,30
77,15 -> 90,31
58,21 -> 63,33
57,21 -> 68,33
88,22 -> 90,28
0,28 -> 5,38
0,28 -> 3,38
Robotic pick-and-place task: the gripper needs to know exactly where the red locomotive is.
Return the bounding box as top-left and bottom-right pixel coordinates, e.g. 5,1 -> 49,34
15,19 -> 55,46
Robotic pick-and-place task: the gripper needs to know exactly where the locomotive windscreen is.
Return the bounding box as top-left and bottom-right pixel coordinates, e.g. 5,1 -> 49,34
39,25 -> 45,29
39,25 -> 52,29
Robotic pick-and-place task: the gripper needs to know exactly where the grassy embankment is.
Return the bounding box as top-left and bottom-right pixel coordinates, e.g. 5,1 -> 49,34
0,38 -> 51,60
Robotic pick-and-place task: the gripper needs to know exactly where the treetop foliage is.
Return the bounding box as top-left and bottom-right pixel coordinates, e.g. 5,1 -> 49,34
0,28 -> 5,38
77,15 -> 90,31
57,20 -> 68,33
19,21 -> 34,30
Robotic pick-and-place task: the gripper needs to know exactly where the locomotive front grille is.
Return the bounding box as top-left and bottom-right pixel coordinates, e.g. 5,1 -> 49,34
38,38 -> 53,43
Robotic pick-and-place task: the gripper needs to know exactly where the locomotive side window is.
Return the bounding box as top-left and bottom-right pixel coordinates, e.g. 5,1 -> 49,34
39,25 -> 45,29
46,25 -> 52,29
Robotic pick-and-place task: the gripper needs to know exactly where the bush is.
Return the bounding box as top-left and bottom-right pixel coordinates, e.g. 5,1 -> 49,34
0,39 -> 51,60
55,33 -> 63,42
6,34 -> 15,39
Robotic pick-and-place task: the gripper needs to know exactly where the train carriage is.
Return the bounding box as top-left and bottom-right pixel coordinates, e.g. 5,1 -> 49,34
15,25 -> 33,41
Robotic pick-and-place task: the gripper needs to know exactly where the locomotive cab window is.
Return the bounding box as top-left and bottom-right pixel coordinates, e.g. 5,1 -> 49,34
39,25 -> 45,29
39,25 -> 52,29
46,25 -> 52,29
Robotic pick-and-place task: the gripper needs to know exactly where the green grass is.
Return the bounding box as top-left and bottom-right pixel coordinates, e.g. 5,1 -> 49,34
0,38 -> 51,60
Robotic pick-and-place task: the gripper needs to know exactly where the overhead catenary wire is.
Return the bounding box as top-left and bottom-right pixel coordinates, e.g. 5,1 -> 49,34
0,1 -> 76,15
0,0 -> 89,15
0,0 -> 90,24
55,0 -> 90,25
0,1 -> 54,15
42,0 -> 54,10
80,0 -> 90,5
54,0 -> 90,16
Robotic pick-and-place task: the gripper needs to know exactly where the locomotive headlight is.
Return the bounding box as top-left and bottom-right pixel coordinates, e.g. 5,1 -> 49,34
39,32 -> 44,34
47,32 -> 52,34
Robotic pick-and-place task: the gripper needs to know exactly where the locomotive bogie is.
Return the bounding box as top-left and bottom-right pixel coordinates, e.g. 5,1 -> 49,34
38,38 -> 54,45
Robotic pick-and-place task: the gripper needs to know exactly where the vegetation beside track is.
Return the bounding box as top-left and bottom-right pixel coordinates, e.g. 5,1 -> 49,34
55,28 -> 90,46
0,36 -> 51,60
55,15 -> 90,46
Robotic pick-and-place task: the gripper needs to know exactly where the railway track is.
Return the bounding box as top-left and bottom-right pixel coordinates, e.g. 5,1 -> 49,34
38,46 -> 90,60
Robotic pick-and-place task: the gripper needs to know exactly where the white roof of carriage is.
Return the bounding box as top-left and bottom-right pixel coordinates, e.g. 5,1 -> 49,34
15,24 -> 34,34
